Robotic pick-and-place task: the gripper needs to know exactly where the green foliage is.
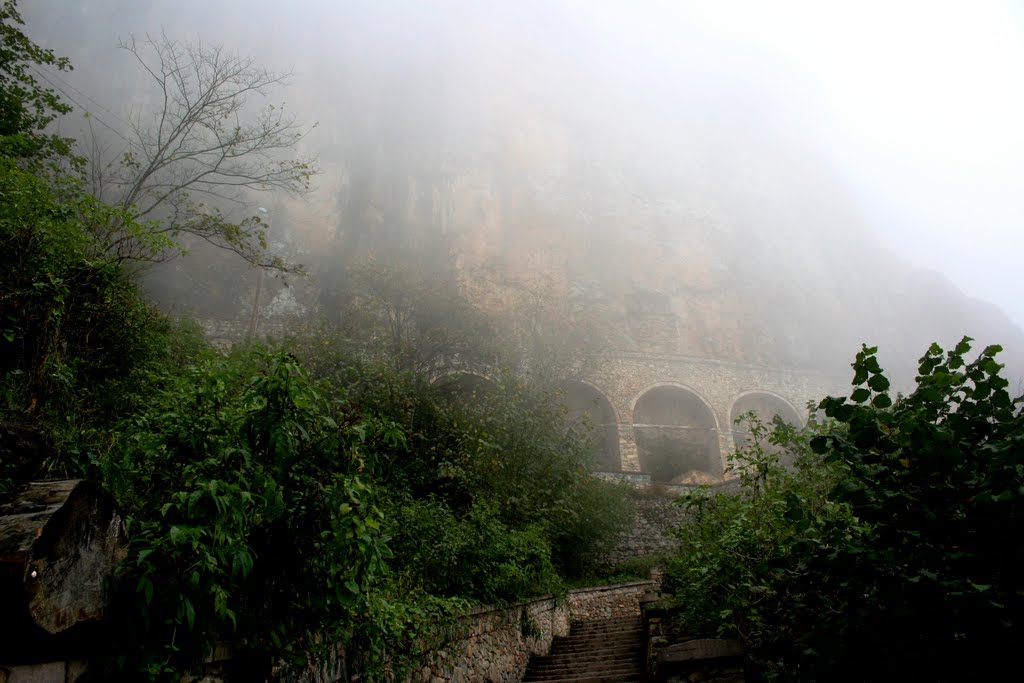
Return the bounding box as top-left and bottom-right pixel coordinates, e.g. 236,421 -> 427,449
0,0 -> 74,162
810,338 -> 1023,679
664,412 -> 855,678
0,158 -> 194,487
388,496 -> 559,604
565,552 -> 669,589
549,477 -> 635,579
0,2 -> 193,489
665,339 -> 1023,680
293,336 -> 630,593
321,261 -> 503,374
99,350 -> 451,680
94,340 -> 625,679
0,9 -> 630,678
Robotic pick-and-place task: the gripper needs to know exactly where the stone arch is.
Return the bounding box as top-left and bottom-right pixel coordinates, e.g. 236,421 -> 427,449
559,380 -> 620,472
432,371 -> 495,400
730,391 -> 804,459
632,383 -> 721,484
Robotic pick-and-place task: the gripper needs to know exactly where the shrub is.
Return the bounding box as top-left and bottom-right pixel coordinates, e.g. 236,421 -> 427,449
98,350 -> 411,679
665,338 -> 1023,680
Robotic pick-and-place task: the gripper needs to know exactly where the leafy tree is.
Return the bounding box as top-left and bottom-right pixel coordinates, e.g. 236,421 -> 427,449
663,412 -> 852,678
328,260 -> 502,375
809,338 -> 1023,679
98,350 -> 459,681
665,338 -> 1023,680
0,0 -> 73,162
0,3 -> 188,486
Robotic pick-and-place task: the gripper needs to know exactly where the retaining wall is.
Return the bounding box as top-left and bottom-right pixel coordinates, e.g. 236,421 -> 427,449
408,580 -> 655,683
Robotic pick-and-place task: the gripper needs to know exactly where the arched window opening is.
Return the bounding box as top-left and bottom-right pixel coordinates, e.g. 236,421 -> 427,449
559,380 -> 620,472
730,392 -> 803,465
433,372 -> 494,401
633,385 -> 719,484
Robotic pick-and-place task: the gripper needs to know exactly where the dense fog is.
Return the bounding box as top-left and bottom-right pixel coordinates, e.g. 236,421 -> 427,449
22,0 -> 1024,383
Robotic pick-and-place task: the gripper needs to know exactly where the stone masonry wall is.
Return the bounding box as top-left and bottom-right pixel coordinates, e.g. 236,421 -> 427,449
566,581 -> 656,621
197,316 -> 843,486
407,581 -> 655,683
589,351 -> 845,477
605,479 -> 745,566
8,583 -> 655,682
407,597 -> 566,683
607,493 -> 689,565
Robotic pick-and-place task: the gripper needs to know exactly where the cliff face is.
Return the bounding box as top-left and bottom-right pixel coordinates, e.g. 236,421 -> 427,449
31,2 -> 1024,383
289,47 -> 1023,383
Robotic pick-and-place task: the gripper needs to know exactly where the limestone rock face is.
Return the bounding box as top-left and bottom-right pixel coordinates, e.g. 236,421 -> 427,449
34,3 -> 1023,382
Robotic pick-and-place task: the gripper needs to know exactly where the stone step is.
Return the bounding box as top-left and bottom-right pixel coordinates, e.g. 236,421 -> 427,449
529,653 -> 643,668
532,650 -> 642,665
560,631 -> 644,645
547,637 -> 644,653
570,621 -> 643,635
557,627 -> 644,641
522,618 -> 647,683
535,648 -> 643,664
524,671 -> 643,683
525,662 -> 643,679
558,629 -> 643,640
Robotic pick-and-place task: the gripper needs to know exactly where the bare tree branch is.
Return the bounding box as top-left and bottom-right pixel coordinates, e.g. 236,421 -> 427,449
87,33 -> 317,270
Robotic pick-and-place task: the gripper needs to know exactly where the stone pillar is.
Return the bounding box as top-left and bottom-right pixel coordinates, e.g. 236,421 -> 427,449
617,422 -> 641,472
717,429 -> 736,479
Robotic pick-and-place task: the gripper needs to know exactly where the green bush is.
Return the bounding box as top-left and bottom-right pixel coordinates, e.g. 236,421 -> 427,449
97,350 -> 445,680
664,339 -> 1023,680
550,477 -> 634,579
293,329 -> 632,587
0,5 -> 631,676
0,157 -> 199,489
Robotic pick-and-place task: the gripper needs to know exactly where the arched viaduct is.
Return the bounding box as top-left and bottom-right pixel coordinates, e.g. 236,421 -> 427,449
576,351 -> 844,483
438,351 -> 845,485
202,315 -> 846,484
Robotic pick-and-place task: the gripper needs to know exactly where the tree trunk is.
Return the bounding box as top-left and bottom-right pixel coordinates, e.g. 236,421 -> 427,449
0,480 -> 127,638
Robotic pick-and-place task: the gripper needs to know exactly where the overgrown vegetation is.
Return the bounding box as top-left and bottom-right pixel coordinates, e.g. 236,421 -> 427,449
6,3 -> 1022,680
665,339 -> 1023,680
0,4 -> 631,678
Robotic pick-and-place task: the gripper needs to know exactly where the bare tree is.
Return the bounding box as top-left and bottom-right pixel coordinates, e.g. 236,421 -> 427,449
91,33 -> 316,269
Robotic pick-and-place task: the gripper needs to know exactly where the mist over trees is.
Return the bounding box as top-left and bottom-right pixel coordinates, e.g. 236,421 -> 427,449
0,5 -> 634,678
1,1 -> 1023,681
89,33 -> 317,268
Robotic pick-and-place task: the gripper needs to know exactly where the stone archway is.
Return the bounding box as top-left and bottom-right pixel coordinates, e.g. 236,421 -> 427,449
632,385 -> 720,484
559,380 -> 620,472
730,391 -> 804,462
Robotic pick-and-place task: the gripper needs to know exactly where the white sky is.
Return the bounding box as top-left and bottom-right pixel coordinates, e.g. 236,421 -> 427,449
664,0 -> 1024,327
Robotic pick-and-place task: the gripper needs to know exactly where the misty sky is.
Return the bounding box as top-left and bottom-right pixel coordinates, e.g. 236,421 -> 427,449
707,0 -> 1024,328
24,0 -> 1024,330
575,0 -> 1024,328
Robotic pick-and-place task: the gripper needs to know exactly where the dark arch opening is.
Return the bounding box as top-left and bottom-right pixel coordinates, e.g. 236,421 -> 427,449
730,392 -> 803,462
633,385 -> 720,484
433,372 -> 494,401
559,380 -> 620,472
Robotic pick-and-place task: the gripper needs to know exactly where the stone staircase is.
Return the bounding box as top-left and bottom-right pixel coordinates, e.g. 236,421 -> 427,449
522,617 -> 646,683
